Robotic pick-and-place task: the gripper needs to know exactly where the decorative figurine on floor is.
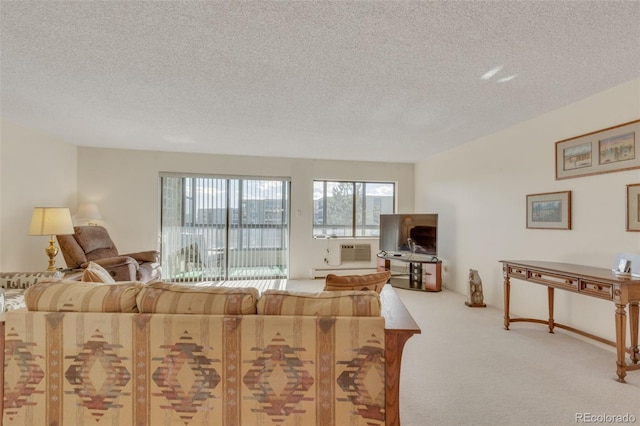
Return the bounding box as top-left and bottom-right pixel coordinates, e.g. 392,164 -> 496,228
465,269 -> 486,307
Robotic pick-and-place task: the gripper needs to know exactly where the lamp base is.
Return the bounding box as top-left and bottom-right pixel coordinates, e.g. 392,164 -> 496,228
45,236 -> 59,272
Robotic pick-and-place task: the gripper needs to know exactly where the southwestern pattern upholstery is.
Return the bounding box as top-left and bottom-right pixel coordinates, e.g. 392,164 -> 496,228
24,280 -> 142,313
324,271 -> 391,293
0,271 -> 58,312
258,289 -> 382,316
2,310 -> 386,425
0,272 -> 58,290
137,281 -> 259,315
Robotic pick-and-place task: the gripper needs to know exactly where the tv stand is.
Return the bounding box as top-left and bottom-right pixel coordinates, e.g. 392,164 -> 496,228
377,254 -> 442,292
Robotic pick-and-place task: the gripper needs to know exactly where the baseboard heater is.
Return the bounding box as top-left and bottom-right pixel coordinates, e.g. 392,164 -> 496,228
311,267 -> 377,279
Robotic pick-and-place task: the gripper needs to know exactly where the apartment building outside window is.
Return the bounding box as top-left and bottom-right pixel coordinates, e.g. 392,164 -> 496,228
160,174 -> 290,281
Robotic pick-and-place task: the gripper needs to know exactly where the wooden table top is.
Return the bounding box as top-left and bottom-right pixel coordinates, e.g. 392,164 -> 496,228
500,260 -> 640,285
380,284 -> 421,334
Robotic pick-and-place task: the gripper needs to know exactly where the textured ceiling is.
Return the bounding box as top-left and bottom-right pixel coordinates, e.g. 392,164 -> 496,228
1,1 -> 639,163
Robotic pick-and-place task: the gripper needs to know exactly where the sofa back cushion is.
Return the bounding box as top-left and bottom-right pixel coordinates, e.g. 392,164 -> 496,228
257,290 -> 381,316
24,279 -> 141,312
324,271 -> 390,293
136,282 -> 259,315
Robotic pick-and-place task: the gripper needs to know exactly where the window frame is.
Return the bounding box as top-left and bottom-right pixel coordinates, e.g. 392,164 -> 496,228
160,173 -> 291,281
312,180 -> 395,238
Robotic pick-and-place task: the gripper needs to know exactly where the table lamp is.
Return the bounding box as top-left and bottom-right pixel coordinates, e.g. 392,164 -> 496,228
29,207 -> 74,271
75,203 -> 102,226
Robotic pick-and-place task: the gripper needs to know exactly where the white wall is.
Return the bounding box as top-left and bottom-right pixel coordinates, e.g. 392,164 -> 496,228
415,79 -> 640,342
77,148 -> 414,279
0,122 -> 3,270
0,119 -> 78,271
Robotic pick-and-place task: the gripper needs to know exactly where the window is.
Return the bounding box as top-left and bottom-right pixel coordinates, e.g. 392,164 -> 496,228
313,181 -> 395,237
161,174 -> 290,281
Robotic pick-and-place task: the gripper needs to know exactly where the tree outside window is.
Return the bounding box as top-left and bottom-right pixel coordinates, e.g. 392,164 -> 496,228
313,180 -> 394,237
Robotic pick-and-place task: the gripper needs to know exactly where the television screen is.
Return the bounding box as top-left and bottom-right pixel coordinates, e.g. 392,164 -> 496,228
379,214 -> 438,256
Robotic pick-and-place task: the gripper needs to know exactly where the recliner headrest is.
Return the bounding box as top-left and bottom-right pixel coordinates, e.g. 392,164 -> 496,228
74,226 -> 117,254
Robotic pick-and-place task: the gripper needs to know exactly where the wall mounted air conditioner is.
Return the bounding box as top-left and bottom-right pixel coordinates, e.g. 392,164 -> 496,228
340,244 -> 371,262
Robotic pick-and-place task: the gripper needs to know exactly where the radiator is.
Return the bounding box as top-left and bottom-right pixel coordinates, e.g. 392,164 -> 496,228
340,244 -> 371,262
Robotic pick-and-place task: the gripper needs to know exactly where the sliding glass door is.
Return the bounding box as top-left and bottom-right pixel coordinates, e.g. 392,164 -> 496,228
160,174 -> 289,281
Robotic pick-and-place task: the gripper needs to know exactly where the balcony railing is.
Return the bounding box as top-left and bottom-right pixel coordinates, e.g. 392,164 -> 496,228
161,225 -> 288,282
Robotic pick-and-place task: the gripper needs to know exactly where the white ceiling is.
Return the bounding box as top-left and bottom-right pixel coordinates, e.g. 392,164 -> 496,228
1,1 -> 639,163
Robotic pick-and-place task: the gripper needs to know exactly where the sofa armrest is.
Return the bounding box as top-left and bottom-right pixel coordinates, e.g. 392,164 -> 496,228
81,256 -> 137,269
80,256 -> 139,281
123,250 -> 160,264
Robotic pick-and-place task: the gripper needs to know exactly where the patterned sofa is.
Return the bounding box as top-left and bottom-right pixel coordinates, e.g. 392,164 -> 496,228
0,272 -> 59,312
1,280 -> 419,425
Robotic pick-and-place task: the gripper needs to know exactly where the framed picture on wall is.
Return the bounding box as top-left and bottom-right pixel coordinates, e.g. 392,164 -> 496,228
526,191 -> 571,230
626,183 -> 640,232
555,119 -> 640,180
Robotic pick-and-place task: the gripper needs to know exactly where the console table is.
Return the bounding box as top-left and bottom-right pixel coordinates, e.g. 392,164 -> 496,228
377,254 -> 442,292
501,260 -> 640,383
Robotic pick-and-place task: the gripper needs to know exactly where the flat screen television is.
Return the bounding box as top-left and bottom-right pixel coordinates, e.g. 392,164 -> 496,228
379,213 -> 438,256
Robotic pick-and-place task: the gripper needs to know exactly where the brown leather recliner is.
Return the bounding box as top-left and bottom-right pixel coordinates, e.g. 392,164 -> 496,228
57,226 -> 161,282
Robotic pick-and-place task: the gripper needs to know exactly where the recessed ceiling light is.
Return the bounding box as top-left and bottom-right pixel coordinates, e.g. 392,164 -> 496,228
481,66 -> 503,80
497,74 -> 518,83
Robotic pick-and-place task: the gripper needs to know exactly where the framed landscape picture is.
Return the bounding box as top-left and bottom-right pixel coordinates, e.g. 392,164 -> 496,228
526,191 -> 571,230
555,120 -> 640,180
627,183 -> 640,232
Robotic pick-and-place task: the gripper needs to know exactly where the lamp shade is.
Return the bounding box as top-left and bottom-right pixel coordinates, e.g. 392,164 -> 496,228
75,203 -> 102,221
29,207 -> 74,236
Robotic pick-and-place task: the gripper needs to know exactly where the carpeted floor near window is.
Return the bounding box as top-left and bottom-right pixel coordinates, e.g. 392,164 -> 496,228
393,287 -> 640,426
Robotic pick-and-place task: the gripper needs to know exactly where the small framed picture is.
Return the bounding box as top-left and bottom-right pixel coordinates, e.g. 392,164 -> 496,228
526,191 -> 571,230
627,183 -> 640,232
618,258 -> 631,273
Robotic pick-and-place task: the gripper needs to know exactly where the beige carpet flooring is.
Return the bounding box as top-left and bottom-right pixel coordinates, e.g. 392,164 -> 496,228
393,287 -> 640,426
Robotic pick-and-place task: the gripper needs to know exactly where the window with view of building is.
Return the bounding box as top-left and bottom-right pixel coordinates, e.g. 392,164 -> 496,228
161,174 -> 290,281
313,181 -> 395,237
